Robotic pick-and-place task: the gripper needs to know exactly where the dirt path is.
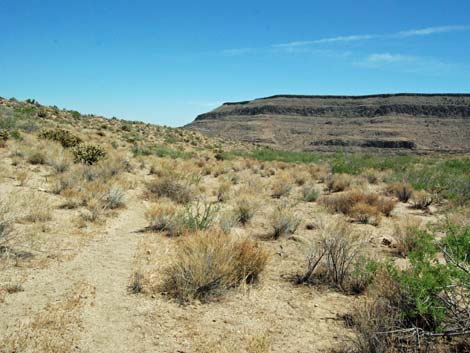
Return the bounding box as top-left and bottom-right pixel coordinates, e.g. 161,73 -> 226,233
0,192 -> 152,352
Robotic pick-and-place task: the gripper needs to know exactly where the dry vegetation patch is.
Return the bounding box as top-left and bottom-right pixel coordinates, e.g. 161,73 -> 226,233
160,230 -> 268,303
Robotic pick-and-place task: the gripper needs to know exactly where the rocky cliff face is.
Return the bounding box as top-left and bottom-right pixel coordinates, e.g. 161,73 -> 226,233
185,94 -> 470,154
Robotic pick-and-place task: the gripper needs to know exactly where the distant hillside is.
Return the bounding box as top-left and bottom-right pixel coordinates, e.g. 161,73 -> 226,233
185,94 -> 470,154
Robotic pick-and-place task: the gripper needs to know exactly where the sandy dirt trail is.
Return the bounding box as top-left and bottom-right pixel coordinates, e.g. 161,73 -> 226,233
0,191 -> 154,352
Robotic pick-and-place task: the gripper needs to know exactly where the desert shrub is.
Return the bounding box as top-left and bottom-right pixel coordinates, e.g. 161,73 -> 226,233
104,185 -> 126,209
39,128 -> 82,148
217,181 -> 231,202
386,182 -> 413,203
176,201 -> 219,233
271,176 -> 292,198
349,257 -> 380,294
362,168 -> 380,184
145,202 -> 180,234
146,200 -> 218,236
160,230 -> 268,302
146,175 -> 193,204
0,129 -> 8,147
376,197 -> 396,217
348,223 -> 470,353
47,152 -> 72,173
294,171 -> 310,186
27,151 -> 46,165
298,220 -> 367,292
269,204 -> 300,239
350,202 -> 381,226
21,193 -> 52,223
72,143 -> 106,165
0,200 -> 14,247
320,190 -> 395,225
349,297 -> 401,353
411,191 -> 433,210
301,184 -> 320,202
326,174 -> 351,193
233,197 -> 258,226
218,211 -> 238,234
392,219 -> 424,257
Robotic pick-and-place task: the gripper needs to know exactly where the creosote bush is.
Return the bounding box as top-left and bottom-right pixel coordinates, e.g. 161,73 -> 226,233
160,230 -> 268,302
72,143 -> 106,165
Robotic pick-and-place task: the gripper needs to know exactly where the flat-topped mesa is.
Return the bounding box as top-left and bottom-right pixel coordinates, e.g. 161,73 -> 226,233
186,93 -> 470,154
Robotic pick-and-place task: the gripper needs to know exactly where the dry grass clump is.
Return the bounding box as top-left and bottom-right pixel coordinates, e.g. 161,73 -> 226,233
0,198 -> 15,247
27,150 -> 46,165
320,190 -> 396,225
294,171 -> 310,186
392,218 -> 423,257
350,202 -> 382,226
326,174 -> 351,193
268,203 -> 300,239
386,182 -> 414,203
301,183 -> 320,202
361,168 -> 381,184
145,201 -> 180,234
233,197 -> 258,226
271,175 -> 293,199
20,192 -> 53,223
146,175 -> 193,204
411,190 -> 433,210
0,129 -> 9,148
217,180 -> 231,202
104,185 -> 126,209
145,200 -> 218,236
160,230 -> 268,302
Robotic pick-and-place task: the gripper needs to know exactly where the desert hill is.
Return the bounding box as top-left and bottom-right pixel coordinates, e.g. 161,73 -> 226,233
185,93 -> 470,154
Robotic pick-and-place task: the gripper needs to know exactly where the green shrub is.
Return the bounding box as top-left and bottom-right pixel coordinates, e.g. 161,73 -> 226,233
72,143 -> 106,165
39,128 -> 82,148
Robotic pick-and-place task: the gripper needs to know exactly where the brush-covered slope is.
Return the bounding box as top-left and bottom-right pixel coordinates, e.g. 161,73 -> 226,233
186,94 -> 470,154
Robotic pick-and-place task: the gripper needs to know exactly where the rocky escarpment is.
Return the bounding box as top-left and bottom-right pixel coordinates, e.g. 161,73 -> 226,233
185,94 -> 470,154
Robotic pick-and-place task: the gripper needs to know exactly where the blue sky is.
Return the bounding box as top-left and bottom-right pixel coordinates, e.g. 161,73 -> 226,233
1,0 -> 470,126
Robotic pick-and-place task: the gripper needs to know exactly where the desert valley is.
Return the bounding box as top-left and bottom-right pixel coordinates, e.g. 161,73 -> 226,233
0,95 -> 469,353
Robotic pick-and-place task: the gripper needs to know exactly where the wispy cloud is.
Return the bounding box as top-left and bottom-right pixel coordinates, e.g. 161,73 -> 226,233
273,25 -> 470,49
397,25 -> 470,37
367,53 -> 415,64
355,52 -> 454,76
273,34 -> 376,48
